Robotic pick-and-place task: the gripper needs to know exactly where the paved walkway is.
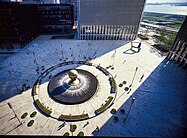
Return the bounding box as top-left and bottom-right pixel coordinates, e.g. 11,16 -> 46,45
0,35 -> 186,136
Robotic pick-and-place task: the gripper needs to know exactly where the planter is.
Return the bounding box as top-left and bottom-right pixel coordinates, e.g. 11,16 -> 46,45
123,81 -> 127,84
35,99 -> 52,115
77,131 -> 84,136
120,109 -> 125,114
21,112 -> 28,119
118,83 -> 123,87
110,108 -> 116,114
70,124 -> 77,132
124,87 -> 129,91
113,116 -> 119,122
59,113 -> 89,121
30,111 -> 37,118
27,120 -> 34,127
106,66 -> 110,69
95,96 -> 113,114
63,132 -> 70,136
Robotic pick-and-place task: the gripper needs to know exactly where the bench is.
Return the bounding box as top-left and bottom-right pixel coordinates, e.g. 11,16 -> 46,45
95,96 -> 114,114
131,42 -> 141,52
35,99 -> 52,115
59,113 -> 89,121
109,77 -> 117,93
33,80 -> 39,95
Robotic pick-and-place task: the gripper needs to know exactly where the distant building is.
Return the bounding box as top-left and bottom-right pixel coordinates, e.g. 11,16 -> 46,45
0,2 -> 74,50
78,0 -> 146,40
38,4 -> 74,34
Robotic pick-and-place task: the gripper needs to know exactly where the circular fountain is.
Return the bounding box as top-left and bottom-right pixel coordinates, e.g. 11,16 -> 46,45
48,69 -> 98,104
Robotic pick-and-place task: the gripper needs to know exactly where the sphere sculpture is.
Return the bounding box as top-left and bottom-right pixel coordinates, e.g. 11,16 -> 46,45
68,70 -> 80,86
48,69 -> 98,104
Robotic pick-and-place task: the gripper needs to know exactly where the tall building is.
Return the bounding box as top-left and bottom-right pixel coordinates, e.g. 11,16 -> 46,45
167,16 -> 187,69
38,4 -> 74,34
60,0 -> 77,21
0,2 -> 74,50
78,0 -> 146,40
0,2 -> 40,49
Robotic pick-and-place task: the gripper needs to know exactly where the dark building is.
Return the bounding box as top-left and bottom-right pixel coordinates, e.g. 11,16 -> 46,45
38,4 -> 74,34
0,2 -> 74,50
0,2 -> 40,49
167,16 -> 187,69
60,0 -> 78,22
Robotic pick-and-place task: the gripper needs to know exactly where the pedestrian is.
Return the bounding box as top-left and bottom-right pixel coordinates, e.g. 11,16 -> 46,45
63,120 -> 66,125
96,125 -> 100,132
139,74 -> 144,82
137,42 -> 141,52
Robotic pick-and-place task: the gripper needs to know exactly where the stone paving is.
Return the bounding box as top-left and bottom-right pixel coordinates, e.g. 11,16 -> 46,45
0,35 -> 187,136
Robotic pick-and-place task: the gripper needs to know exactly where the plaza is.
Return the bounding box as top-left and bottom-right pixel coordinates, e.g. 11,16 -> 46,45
0,35 -> 186,136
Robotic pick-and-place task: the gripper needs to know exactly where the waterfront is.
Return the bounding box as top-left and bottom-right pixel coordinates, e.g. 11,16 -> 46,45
144,4 -> 187,15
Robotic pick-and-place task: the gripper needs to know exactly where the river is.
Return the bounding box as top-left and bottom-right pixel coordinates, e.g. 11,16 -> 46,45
144,4 -> 187,15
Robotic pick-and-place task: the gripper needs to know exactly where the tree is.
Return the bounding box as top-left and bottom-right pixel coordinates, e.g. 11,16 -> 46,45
155,29 -> 177,52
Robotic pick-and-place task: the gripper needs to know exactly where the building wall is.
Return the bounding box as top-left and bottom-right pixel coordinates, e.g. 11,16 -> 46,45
38,4 -> 74,34
60,0 -> 77,22
0,2 -> 74,50
167,16 -> 187,69
21,0 -> 56,4
78,0 -> 146,40
0,3 -> 40,49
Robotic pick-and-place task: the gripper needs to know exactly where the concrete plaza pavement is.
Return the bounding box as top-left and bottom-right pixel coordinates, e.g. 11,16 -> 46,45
0,35 -> 186,136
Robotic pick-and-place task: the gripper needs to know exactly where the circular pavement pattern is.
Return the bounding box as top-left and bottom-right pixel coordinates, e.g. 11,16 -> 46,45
32,61 -> 117,121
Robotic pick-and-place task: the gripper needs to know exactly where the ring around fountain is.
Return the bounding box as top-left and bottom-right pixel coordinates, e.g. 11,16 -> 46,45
48,69 -> 98,104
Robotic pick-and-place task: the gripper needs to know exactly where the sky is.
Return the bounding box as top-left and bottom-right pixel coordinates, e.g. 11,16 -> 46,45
146,0 -> 187,3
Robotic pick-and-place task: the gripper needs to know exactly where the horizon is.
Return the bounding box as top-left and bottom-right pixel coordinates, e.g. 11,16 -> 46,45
146,0 -> 187,3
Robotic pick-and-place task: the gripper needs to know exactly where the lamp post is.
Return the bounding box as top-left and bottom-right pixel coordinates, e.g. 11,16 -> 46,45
129,67 -> 138,88
7,103 -> 22,125
4,103 -> 22,135
123,97 -> 136,124
112,55 -> 115,67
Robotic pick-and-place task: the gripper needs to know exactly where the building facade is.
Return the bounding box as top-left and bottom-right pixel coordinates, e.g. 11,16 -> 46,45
78,0 -> 146,40
21,0 -> 57,4
38,4 -> 74,34
0,2 -> 40,49
0,2 -> 74,50
60,0 -> 77,22
167,16 -> 187,69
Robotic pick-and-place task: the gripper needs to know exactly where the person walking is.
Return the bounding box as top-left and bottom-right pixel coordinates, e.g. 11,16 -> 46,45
96,126 -> 100,132
63,120 -> 66,126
